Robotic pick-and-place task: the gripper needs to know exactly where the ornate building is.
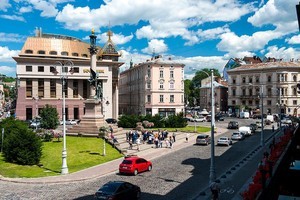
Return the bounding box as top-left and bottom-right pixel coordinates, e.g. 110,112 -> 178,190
14,28 -> 123,121
227,61 -> 300,116
119,56 -> 185,116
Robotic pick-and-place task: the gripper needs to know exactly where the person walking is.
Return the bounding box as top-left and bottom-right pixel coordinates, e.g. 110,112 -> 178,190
186,133 -> 190,142
172,132 -> 176,142
210,180 -> 220,200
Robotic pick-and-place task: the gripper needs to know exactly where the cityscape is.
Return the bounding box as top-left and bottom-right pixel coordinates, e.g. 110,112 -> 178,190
1,1 -> 300,200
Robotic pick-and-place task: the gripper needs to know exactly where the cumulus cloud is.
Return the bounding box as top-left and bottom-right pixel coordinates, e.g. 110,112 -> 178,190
0,46 -> 19,62
0,0 -> 11,12
286,35 -> 300,44
97,32 -> 133,45
0,14 -> 25,22
0,33 -> 26,43
196,26 -> 231,42
248,0 -> 299,33
141,39 -> 168,54
19,6 -> 33,13
264,46 -> 300,60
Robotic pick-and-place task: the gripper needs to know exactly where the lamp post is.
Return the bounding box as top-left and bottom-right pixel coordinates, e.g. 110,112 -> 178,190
52,60 -> 74,175
32,96 -> 39,131
260,86 -> 264,147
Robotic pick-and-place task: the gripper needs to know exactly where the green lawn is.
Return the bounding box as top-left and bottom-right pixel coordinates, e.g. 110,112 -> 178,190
0,136 -> 123,178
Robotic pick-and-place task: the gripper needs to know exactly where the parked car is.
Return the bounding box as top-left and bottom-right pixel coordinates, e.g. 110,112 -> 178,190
94,181 -> 141,200
106,118 -> 118,124
194,116 -> 207,122
231,132 -> 245,140
227,121 -> 239,129
207,114 -> 225,122
249,123 -> 258,133
65,119 -> 77,125
196,134 -> 211,145
30,119 -> 40,128
217,137 -> 233,146
281,118 -> 292,125
119,155 -> 152,176
256,121 -> 262,128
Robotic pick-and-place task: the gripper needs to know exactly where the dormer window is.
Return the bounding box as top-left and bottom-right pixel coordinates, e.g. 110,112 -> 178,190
50,51 -> 57,55
38,50 -> 45,54
82,54 -> 88,58
61,51 -> 69,56
72,53 -> 79,57
25,49 -> 33,54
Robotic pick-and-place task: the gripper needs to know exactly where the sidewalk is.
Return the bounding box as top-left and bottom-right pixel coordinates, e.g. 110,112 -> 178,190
0,128 -> 227,184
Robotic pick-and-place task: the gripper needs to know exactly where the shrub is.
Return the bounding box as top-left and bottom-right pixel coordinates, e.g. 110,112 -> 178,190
1,118 -> 42,165
39,104 -> 59,129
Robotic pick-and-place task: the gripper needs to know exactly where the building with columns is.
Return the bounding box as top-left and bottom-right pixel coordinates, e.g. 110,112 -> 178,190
14,28 -> 123,121
227,61 -> 300,116
119,56 -> 185,117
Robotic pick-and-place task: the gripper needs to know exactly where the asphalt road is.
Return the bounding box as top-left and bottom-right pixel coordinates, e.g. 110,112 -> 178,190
0,117 -> 276,200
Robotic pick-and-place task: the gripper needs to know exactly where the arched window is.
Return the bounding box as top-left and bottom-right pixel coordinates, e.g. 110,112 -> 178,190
38,50 -> 45,54
25,49 -> 33,54
61,51 -> 68,56
267,75 -> 272,82
82,54 -> 88,58
293,75 -> 297,82
72,52 -> 79,56
49,51 -> 57,55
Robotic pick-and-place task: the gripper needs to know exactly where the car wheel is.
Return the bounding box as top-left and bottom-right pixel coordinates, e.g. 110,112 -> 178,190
134,169 -> 138,176
148,165 -> 152,171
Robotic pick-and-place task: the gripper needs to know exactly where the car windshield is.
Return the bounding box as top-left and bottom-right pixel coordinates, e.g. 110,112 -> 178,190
98,183 -> 120,194
219,137 -> 227,140
197,135 -> 207,139
232,133 -> 239,136
122,160 -> 132,164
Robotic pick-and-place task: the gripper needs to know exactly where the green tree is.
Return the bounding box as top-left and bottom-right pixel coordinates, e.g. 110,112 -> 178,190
1,118 -> 43,165
39,104 -> 59,129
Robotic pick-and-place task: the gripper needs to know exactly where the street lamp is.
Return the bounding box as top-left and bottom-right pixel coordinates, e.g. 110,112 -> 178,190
52,60 -> 74,175
197,69 -> 216,184
32,96 -> 39,131
260,86 -> 264,147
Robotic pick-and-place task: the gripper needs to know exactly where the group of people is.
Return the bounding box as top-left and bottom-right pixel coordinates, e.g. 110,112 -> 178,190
126,129 -> 177,150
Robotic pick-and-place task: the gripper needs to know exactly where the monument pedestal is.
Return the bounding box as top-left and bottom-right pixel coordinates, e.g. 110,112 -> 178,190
67,99 -> 107,136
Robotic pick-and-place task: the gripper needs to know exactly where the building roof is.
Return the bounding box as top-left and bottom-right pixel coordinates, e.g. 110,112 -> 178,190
227,61 -> 300,73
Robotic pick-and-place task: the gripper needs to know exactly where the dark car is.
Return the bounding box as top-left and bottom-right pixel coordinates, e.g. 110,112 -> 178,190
215,114 -> 225,121
106,118 -> 118,124
95,181 -> 141,200
119,156 -> 152,175
249,123 -> 258,133
227,121 -> 239,129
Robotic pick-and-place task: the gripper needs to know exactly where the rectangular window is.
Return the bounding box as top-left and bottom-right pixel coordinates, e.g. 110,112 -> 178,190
170,95 -> 174,103
293,100 -> 297,105
242,89 -> 246,96
147,82 -> 151,89
73,80 -> 78,98
170,71 -> 174,78
147,95 -> 151,103
147,68 -> 151,77
26,66 -> 32,72
38,66 -> 44,72
267,100 -> 271,105
26,80 -> 32,98
38,79 -> 44,98
249,100 -> 252,105
232,100 -> 236,105
232,79 -> 236,84
50,66 -> 56,73
170,82 -> 174,89
160,70 -> 164,78
73,67 -> 79,73
160,95 -> 164,103
232,89 -> 236,96
83,80 -> 87,98
50,79 -> 56,98
160,83 -> 164,89
63,81 -> 68,97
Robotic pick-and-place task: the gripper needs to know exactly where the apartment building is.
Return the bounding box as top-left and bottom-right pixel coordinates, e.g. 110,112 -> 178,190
14,28 -> 123,121
227,61 -> 300,116
119,56 -> 185,117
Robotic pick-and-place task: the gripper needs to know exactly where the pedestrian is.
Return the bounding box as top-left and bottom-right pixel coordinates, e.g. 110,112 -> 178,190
210,180 -> 220,200
129,140 -> 133,150
186,133 -> 189,142
109,126 -> 113,138
136,136 -> 140,151
172,132 -> 176,142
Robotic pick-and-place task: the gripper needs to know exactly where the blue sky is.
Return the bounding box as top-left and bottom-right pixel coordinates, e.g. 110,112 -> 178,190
0,0 -> 299,79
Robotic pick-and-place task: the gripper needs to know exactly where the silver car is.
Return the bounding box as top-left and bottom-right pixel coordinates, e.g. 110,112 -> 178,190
231,132 -> 245,140
196,134 -> 211,145
217,136 -> 232,146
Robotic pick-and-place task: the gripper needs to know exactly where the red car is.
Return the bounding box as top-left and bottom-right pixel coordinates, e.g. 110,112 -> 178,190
119,156 -> 152,176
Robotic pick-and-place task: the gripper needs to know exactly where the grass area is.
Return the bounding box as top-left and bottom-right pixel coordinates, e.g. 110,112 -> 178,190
0,136 -> 123,178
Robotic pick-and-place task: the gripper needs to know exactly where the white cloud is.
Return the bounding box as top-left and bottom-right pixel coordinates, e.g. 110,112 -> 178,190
0,46 -> 19,62
19,6 -> 33,13
196,26 -> 231,42
0,66 -> 16,77
0,14 -> 25,22
97,32 -> 133,45
0,33 -> 26,43
248,0 -> 299,33
217,30 -> 282,57
0,0 -> 11,12
28,0 -> 58,17
141,39 -> 168,54
56,0 -> 255,44
286,35 -> 300,44
264,46 -> 300,60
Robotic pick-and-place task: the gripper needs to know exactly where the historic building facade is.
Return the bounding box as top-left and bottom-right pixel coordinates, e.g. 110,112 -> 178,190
227,61 -> 300,116
119,56 -> 185,117
14,28 -> 123,121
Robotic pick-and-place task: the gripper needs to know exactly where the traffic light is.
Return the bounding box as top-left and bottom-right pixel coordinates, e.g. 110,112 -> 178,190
297,83 -> 300,94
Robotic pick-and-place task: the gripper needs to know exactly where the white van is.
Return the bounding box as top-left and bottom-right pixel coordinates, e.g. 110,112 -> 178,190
239,126 -> 252,136
239,112 -> 250,119
266,115 -> 274,123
